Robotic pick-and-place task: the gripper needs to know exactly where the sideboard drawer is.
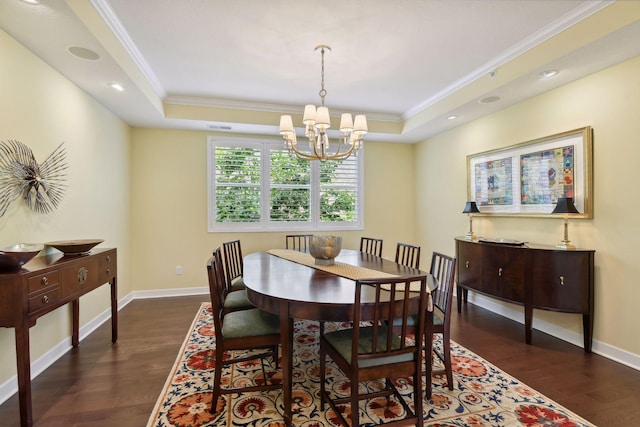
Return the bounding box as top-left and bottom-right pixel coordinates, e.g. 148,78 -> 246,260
98,250 -> 117,283
27,270 -> 60,294
61,258 -> 100,298
28,287 -> 61,315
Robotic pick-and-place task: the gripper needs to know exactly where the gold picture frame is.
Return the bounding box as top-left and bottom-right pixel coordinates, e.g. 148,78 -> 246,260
467,126 -> 593,218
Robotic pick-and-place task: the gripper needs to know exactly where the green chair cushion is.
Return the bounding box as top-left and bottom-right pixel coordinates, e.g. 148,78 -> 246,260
223,289 -> 253,310
391,308 -> 444,327
222,308 -> 280,338
230,277 -> 246,291
323,325 -> 415,368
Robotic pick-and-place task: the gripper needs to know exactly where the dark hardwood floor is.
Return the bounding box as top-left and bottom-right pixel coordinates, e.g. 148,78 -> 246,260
0,295 -> 638,426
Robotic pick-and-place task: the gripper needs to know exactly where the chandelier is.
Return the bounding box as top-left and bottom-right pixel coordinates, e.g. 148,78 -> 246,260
278,45 -> 367,162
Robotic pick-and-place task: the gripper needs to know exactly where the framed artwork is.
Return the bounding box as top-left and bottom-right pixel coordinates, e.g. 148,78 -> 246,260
467,126 -> 593,217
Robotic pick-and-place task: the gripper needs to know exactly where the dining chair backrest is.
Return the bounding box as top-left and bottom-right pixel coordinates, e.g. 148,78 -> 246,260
360,236 -> 383,257
353,276 -> 428,356
207,248 -> 227,335
222,239 -> 243,292
430,252 -> 457,318
395,242 -> 421,269
285,234 -> 313,251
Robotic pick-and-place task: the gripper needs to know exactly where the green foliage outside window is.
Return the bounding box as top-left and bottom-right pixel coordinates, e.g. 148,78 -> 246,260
214,143 -> 357,226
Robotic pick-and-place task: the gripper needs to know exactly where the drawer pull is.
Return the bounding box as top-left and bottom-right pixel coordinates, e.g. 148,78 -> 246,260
42,295 -> 50,304
498,267 -> 503,276
106,268 -> 111,275
78,267 -> 88,285
465,261 -> 470,268
105,256 -> 111,262
560,275 -> 565,285
41,277 -> 49,287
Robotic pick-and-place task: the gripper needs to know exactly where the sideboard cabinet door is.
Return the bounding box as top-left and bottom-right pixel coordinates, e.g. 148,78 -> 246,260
481,245 -> 526,303
457,240 -> 482,289
531,250 -> 592,313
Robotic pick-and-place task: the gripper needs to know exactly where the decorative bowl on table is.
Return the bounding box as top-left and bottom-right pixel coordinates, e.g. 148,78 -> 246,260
44,239 -> 104,255
0,243 -> 44,272
309,235 -> 342,266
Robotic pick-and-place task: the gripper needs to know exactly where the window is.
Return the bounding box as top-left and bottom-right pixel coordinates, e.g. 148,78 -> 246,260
208,137 -> 363,232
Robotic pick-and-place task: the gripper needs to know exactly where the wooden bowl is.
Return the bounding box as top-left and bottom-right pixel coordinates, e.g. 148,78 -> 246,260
45,239 -> 104,255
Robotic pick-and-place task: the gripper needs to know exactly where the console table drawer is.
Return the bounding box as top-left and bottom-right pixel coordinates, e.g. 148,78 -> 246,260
98,250 -> 117,283
61,258 -> 100,298
27,271 -> 60,294
28,287 -> 61,315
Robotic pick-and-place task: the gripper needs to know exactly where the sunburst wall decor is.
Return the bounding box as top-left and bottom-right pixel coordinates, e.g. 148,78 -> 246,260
0,140 -> 68,216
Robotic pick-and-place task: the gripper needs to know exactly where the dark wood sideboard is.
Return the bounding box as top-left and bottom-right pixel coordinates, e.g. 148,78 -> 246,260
0,248 -> 117,427
455,238 -> 594,352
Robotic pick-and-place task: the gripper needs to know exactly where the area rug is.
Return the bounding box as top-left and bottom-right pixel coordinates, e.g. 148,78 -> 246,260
147,303 -> 595,427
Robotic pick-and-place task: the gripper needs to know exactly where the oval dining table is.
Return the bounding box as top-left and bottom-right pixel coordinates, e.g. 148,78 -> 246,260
243,248 -> 436,427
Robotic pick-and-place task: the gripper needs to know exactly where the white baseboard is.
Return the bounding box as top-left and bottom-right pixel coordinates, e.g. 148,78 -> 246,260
462,292 -> 640,371
1,287 -> 638,406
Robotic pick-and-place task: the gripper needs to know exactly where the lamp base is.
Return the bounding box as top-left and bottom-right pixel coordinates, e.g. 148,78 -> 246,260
556,242 -> 576,250
465,232 -> 476,241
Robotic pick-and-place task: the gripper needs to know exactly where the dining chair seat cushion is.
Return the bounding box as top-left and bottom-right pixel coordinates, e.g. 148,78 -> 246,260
323,325 -> 415,368
392,307 -> 444,328
223,289 -> 253,310
230,277 -> 246,291
222,308 -> 280,338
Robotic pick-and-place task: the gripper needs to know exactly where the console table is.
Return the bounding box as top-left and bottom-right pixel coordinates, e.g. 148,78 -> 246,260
455,238 -> 594,352
0,248 -> 117,427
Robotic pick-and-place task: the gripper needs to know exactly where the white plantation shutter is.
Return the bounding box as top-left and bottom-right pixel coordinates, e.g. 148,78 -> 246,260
269,148 -> 311,223
319,156 -> 359,223
208,137 -> 363,232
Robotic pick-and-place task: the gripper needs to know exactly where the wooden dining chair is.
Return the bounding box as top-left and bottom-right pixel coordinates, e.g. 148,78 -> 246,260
207,250 -> 281,413
285,234 -> 313,251
320,275 -> 428,427
220,241 -> 253,314
359,236 -> 383,257
395,242 -> 421,269
426,251 -> 457,396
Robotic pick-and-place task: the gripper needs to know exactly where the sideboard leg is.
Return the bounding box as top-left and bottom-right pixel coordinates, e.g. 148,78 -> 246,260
15,323 -> 33,427
71,299 -> 80,347
111,277 -> 118,343
583,313 -> 593,353
524,305 -> 533,345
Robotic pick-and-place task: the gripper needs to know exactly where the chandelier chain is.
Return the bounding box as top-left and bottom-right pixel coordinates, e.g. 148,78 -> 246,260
319,46 -> 327,106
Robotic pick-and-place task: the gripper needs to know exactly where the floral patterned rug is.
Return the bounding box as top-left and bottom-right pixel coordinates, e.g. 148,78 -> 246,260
147,303 -> 595,427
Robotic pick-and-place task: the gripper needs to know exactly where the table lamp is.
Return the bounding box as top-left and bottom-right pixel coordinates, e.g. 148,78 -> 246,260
462,201 -> 480,240
551,197 -> 580,249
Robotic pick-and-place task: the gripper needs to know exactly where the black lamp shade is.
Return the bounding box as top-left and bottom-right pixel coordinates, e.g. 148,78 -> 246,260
551,197 -> 580,214
462,201 -> 480,214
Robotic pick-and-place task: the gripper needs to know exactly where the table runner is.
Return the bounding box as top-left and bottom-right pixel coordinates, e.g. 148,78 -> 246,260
266,249 -> 431,296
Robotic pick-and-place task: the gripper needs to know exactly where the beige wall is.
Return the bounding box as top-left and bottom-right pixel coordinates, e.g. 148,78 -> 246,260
130,128 -> 417,291
416,55 -> 640,362
0,30 -> 131,388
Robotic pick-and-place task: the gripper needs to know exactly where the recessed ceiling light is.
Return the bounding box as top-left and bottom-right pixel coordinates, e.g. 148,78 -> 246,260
447,115 -> 457,120
479,96 -> 501,104
20,0 -> 42,5
108,83 -> 124,92
67,46 -> 100,60
538,70 -> 558,79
